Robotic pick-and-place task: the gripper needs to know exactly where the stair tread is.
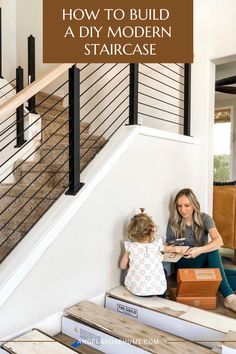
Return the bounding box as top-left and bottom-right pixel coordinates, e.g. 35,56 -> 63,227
41,136 -> 105,150
106,286 -> 236,334
0,182 -> 62,195
55,333 -> 105,354
65,301 -> 211,354
3,329 -> 79,354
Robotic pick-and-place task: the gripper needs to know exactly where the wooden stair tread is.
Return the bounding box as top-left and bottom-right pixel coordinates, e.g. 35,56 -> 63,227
3,329 -> 78,354
65,301 -> 211,354
106,286 -> 236,334
54,333 -> 104,354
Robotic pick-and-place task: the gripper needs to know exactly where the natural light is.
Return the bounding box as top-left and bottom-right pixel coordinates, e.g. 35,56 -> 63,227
213,122 -> 231,154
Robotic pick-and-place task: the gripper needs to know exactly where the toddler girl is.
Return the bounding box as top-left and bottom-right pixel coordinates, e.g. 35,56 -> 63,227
120,208 -> 169,296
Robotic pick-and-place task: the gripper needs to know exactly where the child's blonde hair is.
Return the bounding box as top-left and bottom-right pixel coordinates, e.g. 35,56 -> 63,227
128,208 -> 156,242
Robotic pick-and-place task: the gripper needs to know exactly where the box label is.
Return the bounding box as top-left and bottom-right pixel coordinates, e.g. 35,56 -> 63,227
195,269 -> 216,280
117,303 -> 138,318
80,328 -> 102,346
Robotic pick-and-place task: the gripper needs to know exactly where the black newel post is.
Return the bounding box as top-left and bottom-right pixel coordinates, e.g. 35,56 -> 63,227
129,63 -> 139,125
66,65 -> 84,195
0,8 -> 2,78
15,66 -> 26,147
184,64 -> 191,136
28,35 -> 36,113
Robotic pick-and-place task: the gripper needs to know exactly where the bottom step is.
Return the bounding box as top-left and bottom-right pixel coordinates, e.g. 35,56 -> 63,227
105,286 -> 236,348
3,329 -> 78,354
63,301 -> 212,354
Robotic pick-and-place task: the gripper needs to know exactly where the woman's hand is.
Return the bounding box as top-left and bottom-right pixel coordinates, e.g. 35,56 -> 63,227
174,246 -> 188,254
183,247 -> 202,259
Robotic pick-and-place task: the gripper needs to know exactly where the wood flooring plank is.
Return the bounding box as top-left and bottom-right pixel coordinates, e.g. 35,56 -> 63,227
106,286 -> 236,334
65,301 -> 212,354
3,329 -> 78,354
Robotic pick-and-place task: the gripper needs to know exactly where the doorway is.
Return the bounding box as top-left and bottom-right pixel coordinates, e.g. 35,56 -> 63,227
213,107 -> 232,182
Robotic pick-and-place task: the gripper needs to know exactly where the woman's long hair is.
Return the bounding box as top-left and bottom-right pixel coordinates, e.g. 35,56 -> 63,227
170,188 -> 203,246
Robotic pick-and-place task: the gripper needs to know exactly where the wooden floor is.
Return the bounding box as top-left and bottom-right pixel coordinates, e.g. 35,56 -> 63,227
167,247 -> 236,319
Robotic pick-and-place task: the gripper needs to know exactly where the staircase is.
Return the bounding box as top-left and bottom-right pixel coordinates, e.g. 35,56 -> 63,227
3,287 -> 232,354
0,92 -> 106,264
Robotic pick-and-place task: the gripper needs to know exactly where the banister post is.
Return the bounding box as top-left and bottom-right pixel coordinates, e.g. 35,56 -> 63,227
65,65 -> 84,195
27,35 -> 36,113
184,64 -> 191,136
129,63 -> 139,125
15,66 -> 26,147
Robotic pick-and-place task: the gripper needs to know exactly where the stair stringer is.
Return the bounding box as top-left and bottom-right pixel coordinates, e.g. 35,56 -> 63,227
0,125 -> 140,306
0,125 -> 196,338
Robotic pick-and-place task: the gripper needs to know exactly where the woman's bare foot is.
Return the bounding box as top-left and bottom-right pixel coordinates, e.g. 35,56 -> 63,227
224,294 -> 236,312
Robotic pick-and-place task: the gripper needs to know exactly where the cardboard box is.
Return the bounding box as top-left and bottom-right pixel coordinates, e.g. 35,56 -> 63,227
177,268 -> 222,297
169,287 -> 217,310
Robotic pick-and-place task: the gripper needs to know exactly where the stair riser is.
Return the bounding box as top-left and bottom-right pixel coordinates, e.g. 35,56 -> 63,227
0,197 -> 53,219
38,146 -> 101,165
13,170 -> 60,188
42,136 -> 105,149
0,230 -> 24,260
0,185 -> 65,199
0,198 -> 55,232
36,93 -> 64,110
37,106 -> 69,122
42,121 -> 90,140
42,120 -> 69,138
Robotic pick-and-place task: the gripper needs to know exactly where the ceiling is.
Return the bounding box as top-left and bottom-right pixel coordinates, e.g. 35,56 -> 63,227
215,61 -> 236,101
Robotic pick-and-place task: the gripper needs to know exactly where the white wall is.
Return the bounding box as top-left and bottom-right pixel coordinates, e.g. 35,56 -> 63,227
16,0 -> 55,82
191,0 -> 236,212
1,0 -> 236,339
0,0 -> 16,80
0,129 -> 198,338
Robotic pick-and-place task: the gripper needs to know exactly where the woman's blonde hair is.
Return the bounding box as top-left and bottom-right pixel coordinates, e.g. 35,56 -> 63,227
170,188 -> 203,246
128,208 -> 156,242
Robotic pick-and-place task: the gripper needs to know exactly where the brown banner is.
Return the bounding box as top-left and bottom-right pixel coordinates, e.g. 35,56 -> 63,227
43,0 -> 193,63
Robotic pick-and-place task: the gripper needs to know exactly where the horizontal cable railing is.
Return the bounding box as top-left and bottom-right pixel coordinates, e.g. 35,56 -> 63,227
0,63 -> 131,263
138,63 -> 188,135
0,62 -> 190,263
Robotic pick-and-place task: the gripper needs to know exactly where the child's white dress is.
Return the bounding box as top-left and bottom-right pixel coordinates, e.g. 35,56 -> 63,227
124,239 -> 167,296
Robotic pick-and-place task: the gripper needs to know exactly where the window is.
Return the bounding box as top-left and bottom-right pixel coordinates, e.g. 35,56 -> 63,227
213,108 -> 231,182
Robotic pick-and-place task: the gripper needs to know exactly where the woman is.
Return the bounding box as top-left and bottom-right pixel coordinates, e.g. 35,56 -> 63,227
166,188 -> 236,312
